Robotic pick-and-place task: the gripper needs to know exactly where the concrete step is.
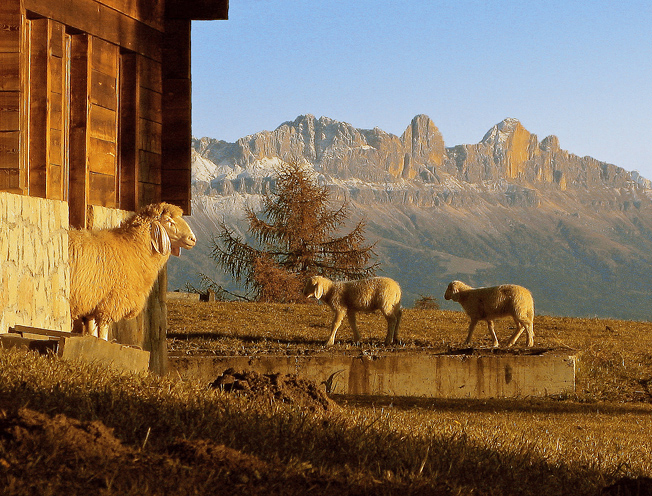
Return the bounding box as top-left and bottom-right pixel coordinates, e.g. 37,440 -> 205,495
2,325 -> 150,374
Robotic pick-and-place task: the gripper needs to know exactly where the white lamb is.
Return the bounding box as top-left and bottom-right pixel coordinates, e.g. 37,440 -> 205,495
444,280 -> 535,347
69,202 -> 196,340
304,275 -> 402,346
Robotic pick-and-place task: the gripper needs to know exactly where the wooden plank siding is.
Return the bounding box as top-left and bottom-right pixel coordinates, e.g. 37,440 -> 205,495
67,33 -> 89,228
0,0 -> 21,191
27,18 -> 68,201
136,54 -> 163,207
161,19 -> 191,213
1,0 -> 229,213
23,0 -> 162,61
118,51 -> 137,212
47,21 -> 67,200
27,18 -> 49,198
87,37 -> 119,208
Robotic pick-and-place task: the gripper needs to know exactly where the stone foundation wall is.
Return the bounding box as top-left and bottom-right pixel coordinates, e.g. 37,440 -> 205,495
0,192 -> 70,333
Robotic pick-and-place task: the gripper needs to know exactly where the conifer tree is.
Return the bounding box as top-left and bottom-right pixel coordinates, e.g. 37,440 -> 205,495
211,160 -> 377,301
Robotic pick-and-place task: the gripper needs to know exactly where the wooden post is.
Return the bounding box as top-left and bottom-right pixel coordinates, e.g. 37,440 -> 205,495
119,52 -> 137,212
68,33 -> 89,228
28,18 -> 49,198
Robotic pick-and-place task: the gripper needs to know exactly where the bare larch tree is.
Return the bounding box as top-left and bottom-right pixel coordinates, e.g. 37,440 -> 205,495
211,160 -> 377,301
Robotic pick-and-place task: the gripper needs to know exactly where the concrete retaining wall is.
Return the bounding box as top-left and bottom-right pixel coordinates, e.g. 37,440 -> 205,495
170,352 -> 576,399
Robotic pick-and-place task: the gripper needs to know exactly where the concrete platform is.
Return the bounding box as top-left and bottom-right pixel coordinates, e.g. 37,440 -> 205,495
169,350 -> 576,399
59,335 -> 150,374
3,325 -> 150,374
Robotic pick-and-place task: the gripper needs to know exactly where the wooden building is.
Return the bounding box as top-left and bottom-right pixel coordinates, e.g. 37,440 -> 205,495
0,0 -> 228,373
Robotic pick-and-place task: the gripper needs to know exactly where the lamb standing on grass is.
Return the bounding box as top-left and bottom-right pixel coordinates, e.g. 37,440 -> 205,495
444,280 -> 535,347
304,276 -> 402,346
69,202 -> 196,340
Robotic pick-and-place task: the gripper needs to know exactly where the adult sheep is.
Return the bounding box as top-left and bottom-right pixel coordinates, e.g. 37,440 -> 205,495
444,280 -> 535,347
304,275 -> 402,346
69,202 -> 196,340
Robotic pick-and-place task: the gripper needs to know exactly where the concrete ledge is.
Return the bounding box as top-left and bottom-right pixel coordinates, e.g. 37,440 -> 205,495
59,336 -> 150,374
169,352 -> 576,399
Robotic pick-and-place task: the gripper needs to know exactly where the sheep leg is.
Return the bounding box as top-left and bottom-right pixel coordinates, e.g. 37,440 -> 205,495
86,318 -> 99,338
384,316 -> 396,346
506,321 -> 525,347
326,311 -> 346,346
525,322 -> 535,347
98,323 -> 110,341
394,308 -> 402,342
464,319 -> 478,346
384,308 -> 402,345
347,312 -> 362,344
486,320 -> 500,348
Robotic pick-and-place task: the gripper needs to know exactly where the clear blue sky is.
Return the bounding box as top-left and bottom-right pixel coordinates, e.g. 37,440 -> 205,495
191,1 -> 652,179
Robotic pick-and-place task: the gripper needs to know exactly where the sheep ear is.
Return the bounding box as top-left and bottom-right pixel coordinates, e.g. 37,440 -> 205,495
150,221 -> 171,255
314,281 -> 323,300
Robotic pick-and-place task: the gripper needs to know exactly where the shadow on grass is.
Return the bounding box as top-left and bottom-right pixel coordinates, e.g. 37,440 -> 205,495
336,394 -> 652,415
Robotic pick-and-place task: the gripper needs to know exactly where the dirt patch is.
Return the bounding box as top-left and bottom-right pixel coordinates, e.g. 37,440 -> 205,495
210,368 -> 339,412
0,407 -> 347,495
0,407 -> 131,461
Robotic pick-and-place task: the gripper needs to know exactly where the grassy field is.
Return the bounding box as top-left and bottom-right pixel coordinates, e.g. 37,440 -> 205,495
1,300 -> 652,495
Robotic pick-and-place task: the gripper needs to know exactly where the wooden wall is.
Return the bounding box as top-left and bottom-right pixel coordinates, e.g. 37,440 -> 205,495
28,18 -> 70,202
161,19 -> 191,212
0,0 -> 222,222
0,0 -> 22,193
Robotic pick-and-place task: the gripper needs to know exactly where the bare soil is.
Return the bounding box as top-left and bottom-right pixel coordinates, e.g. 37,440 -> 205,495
209,368 -> 339,412
0,393 -> 371,495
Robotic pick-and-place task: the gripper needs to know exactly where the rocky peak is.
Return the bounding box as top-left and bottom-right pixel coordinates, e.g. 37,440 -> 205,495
400,114 -> 447,174
481,117 -> 523,145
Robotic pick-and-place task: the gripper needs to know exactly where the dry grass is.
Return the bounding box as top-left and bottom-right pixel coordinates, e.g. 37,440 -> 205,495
1,300 -> 652,495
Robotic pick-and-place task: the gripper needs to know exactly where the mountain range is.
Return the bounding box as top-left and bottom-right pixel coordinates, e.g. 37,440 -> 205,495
167,114 -> 652,321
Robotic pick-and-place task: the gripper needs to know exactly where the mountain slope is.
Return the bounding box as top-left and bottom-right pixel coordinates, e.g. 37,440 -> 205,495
168,115 -> 652,320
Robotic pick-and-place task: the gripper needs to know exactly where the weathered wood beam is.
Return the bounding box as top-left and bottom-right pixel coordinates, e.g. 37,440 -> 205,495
23,0 -> 162,61
165,0 -> 228,21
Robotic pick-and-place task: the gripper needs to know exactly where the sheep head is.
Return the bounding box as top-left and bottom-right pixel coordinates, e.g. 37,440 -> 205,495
444,280 -> 472,302
135,202 -> 197,257
304,275 -> 331,300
